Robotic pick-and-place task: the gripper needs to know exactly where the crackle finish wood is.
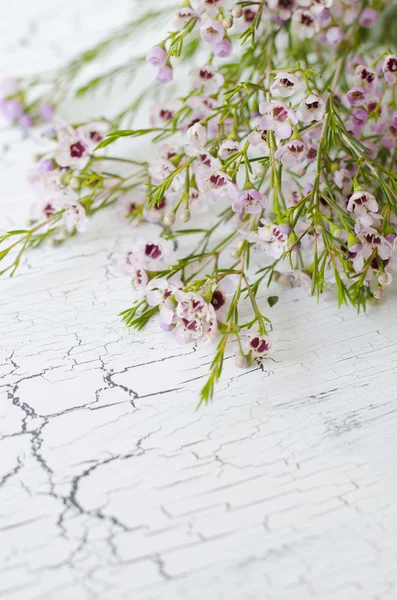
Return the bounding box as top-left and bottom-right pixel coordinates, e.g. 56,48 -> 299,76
1,2 -> 397,599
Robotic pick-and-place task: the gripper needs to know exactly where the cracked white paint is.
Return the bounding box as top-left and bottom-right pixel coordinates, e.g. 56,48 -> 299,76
1,2 -> 397,599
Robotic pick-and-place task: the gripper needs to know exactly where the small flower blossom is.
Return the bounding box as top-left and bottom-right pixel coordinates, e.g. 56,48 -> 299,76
382,55 -> 397,84
172,7 -> 196,29
232,188 -> 267,215
354,65 -> 377,88
156,65 -> 173,84
346,86 -> 366,106
186,122 -> 207,152
55,126 -> 90,170
347,191 -> 378,216
259,100 -> 298,139
218,139 -> 240,160
291,10 -> 319,39
271,72 -> 299,98
173,291 -> 217,344
210,277 -> 235,323
212,39 -> 233,58
200,20 -> 225,45
190,66 -> 224,94
359,8 -> 378,28
274,139 -> 308,167
298,94 -> 326,122
146,46 -> 167,67
242,331 -> 272,358
250,220 -> 290,258
326,26 -> 344,46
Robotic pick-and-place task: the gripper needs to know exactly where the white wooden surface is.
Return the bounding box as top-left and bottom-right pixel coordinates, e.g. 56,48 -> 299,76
1,2 -> 397,599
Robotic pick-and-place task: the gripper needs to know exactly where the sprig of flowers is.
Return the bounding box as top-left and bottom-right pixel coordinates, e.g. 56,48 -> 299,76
1,0 -> 397,405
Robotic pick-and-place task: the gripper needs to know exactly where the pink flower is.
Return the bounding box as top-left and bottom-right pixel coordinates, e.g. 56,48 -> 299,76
0,77 -> 19,97
291,10 -> 319,39
190,66 -> 224,95
271,72 -> 299,98
39,103 -> 55,121
114,236 -> 176,274
259,100 -> 297,139
146,46 -> 167,67
326,26 -> 344,46
150,100 -> 181,127
78,121 -> 109,150
346,87 -> 366,106
212,39 -> 233,58
232,188 -> 267,215
156,66 -> 173,84
218,139 -> 240,160
1,98 -> 23,121
267,0 -> 297,21
383,55 -> 397,84
359,8 -> 378,28
354,65 -> 377,88
172,7 -> 196,29
274,140 -> 308,167
243,219 -> 290,258
201,20 -> 224,45
117,192 -> 145,224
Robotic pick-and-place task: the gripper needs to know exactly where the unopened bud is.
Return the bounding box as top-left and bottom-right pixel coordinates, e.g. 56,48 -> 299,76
232,7 -> 243,18
180,209 -> 191,223
235,353 -> 248,369
164,212 -> 176,226
378,272 -> 389,286
255,165 -> 266,178
373,287 -> 383,300
222,17 -> 233,29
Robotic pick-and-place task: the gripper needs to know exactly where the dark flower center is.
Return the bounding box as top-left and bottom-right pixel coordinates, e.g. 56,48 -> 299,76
70,141 -> 86,158
159,109 -> 173,121
211,290 -> 226,310
280,78 -> 294,87
145,244 -> 162,259
44,203 -> 55,218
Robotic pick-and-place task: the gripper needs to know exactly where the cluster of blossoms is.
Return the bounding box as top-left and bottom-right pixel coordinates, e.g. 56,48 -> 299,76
1,0 -> 397,404
0,78 -> 54,129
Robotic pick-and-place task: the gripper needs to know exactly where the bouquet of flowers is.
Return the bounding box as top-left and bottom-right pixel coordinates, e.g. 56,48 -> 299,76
1,0 -> 396,405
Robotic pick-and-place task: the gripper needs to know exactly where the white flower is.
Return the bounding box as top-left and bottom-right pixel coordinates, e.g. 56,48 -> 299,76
271,72 -> 299,98
218,139 -> 240,160
347,191 -> 378,216
298,94 -> 326,122
173,291 -> 217,344
274,140 -> 308,167
291,10 -> 319,39
190,66 -> 224,95
354,65 -> 377,88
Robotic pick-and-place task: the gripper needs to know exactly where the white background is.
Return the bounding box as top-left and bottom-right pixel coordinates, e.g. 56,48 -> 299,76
1,1 -> 397,599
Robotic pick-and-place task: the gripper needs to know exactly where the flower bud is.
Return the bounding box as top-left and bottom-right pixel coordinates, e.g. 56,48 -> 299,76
164,212 -> 176,226
180,209 -> 191,223
235,353 -> 248,369
222,17 -> 233,29
232,7 -> 243,18
255,165 -> 266,178
373,287 -> 383,300
378,273 -> 389,286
